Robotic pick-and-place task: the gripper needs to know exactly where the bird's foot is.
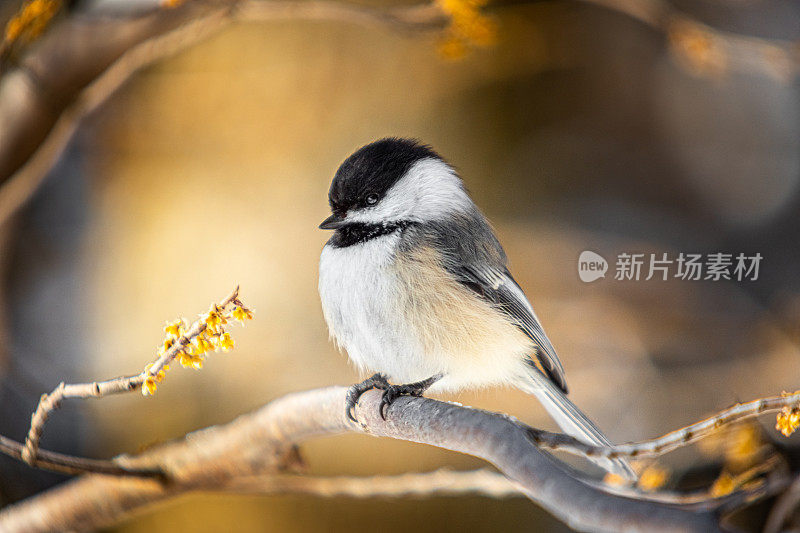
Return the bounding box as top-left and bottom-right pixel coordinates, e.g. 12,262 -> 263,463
346,373 -> 390,422
378,374 -> 442,420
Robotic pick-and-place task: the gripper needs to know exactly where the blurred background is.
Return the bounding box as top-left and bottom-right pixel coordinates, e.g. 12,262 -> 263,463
0,0 -> 799,530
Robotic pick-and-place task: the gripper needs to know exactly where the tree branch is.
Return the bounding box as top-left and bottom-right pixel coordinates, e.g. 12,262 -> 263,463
0,387 -> 723,533
1,0 -> 798,231
0,433 -> 163,478
528,391 -> 800,460
19,286 -> 242,465
0,0 -> 447,228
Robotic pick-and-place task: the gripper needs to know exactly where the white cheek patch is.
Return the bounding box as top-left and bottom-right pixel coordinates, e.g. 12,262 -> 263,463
344,158 -> 473,224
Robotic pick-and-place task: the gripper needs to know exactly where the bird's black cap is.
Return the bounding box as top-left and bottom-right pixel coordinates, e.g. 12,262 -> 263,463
328,138 -> 441,216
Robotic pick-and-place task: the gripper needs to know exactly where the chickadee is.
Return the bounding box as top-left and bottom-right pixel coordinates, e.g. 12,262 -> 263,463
318,138 -> 634,479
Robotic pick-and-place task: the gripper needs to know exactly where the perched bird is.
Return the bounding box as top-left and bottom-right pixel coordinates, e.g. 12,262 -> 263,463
318,138 -> 634,479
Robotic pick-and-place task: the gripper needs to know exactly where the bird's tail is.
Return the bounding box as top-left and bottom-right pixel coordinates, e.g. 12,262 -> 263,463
518,368 -> 637,481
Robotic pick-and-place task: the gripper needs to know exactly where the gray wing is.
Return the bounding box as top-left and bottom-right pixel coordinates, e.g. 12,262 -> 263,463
412,214 -> 568,393
456,263 -> 568,393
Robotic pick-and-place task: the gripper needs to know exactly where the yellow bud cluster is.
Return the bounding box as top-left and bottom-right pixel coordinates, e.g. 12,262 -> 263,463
164,319 -> 185,338
141,296 -> 253,396
142,364 -> 166,397
637,464 -> 669,492
232,306 -> 253,322
709,471 -> 736,497
775,391 -> 800,438
602,472 -> 628,487
4,0 -> 60,45
776,406 -> 800,437
436,0 -> 496,60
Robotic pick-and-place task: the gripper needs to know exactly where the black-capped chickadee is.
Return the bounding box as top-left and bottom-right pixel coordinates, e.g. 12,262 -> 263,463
318,138 -> 634,479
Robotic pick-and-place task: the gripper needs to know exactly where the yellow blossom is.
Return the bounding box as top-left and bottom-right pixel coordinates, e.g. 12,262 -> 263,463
232,306 -> 253,322
164,319 -> 184,338
435,0 -> 496,59
452,14 -> 496,46
776,407 -> 800,437
4,0 -> 60,44
637,464 -> 669,492
219,332 -> 234,351
142,375 -> 158,396
205,305 -> 227,330
710,471 -> 735,497
179,351 -> 204,370
141,364 -> 166,396
192,337 -> 214,355
143,363 -> 166,382
603,472 -> 628,487
160,336 -> 175,354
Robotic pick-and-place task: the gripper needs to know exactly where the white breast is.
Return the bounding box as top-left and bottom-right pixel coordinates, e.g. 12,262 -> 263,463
319,234 -> 430,382
318,235 -> 531,389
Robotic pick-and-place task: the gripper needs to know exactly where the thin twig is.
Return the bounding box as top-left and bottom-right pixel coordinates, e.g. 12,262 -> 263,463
0,433 -> 164,478
587,453 -> 791,514
527,391 -> 800,460
20,286 -> 241,464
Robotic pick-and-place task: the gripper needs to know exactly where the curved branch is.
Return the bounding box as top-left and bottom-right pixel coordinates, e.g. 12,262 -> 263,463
0,433 -> 163,478
19,286 -> 241,464
528,391 -> 800,460
0,387 -> 721,533
1,0 -> 797,230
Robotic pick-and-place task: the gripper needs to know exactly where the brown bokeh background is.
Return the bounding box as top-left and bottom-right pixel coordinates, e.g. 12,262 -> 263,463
1,1 -> 799,531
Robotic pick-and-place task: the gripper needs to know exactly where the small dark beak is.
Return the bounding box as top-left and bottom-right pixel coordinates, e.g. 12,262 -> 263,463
319,214 -> 346,230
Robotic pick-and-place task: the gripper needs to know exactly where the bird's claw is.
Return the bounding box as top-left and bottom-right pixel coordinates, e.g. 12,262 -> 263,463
347,374 -> 442,422
378,383 -> 427,420
379,388 -> 397,420
345,373 -> 389,422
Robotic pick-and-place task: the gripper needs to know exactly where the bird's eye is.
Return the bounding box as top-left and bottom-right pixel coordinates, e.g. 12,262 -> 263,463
365,193 -> 379,206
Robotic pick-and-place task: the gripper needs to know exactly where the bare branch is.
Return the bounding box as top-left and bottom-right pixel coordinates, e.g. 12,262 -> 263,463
587,453 -> 791,514
0,0 -> 447,228
0,387 -> 722,533
19,285 -> 241,465
528,391 -> 800,460
0,0 -> 798,232
0,433 -> 163,478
